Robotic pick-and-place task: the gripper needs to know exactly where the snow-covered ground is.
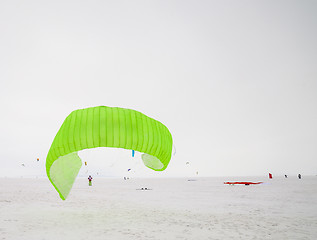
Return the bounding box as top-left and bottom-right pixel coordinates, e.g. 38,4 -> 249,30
1,176 -> 316,239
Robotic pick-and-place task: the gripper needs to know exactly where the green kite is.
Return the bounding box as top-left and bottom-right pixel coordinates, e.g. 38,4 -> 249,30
46,106 -> 173,200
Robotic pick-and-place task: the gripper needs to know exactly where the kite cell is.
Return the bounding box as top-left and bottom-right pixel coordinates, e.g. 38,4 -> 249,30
46,106 -> 173,200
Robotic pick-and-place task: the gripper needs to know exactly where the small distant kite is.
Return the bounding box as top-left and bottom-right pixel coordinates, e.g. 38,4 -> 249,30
21,164 -> 25,167
85,162 -> 87,166
127,169 -> 131,171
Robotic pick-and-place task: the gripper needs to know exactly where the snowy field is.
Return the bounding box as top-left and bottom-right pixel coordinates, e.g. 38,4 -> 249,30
1,176 -> 316,240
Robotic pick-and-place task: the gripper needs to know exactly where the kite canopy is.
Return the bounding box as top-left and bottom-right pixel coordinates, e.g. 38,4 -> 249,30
46,106 -> 173,200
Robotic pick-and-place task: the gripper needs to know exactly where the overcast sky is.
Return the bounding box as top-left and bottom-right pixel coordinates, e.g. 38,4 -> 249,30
1,0 -> 316,178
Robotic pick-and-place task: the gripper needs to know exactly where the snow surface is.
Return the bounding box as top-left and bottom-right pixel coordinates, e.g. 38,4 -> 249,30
1,176 -> 316,239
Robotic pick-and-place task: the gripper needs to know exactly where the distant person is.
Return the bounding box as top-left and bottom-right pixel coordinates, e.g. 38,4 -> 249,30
285,175 -> 288,178
268,173 -> 273,179
298,174 -> 301,179
88,175 -> 93,186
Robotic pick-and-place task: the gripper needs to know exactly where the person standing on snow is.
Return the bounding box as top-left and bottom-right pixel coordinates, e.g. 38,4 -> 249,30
88,175 -> 93,186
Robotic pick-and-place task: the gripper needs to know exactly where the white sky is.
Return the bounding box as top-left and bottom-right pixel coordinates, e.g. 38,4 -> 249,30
1,0 -> 316,178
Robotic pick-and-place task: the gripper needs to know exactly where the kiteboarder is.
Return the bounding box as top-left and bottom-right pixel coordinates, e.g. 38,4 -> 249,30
88,175 -> 93,186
